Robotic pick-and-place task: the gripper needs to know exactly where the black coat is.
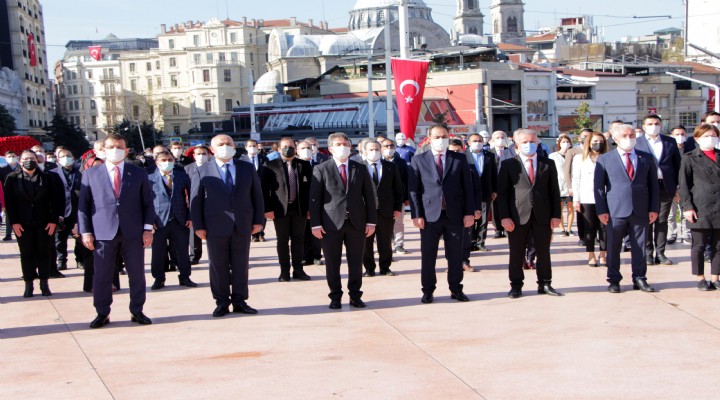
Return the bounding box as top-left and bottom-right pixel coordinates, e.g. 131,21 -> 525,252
679,148 -> 720,229
4,169 -> 63,227
261,157 -> 312,217
365,159 -> 404,218
497,155 -> 561,225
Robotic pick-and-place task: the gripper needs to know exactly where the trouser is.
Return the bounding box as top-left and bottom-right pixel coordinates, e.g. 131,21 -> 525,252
420,211 -> 464,295
303,222 -> 322,262
54,219 -> 82,265
576,210 -> 586,238
273,206 -> 306,272
393,210 -> 406,248
508,219 -> 552,286
151,219 -> 192,281
189,226 -> 203,262
606,214 -> 648,283
647,185 -> 674,257
473,201 -> 490,245
322,221 -> 365,301
364,213 -> 394,272
17,224 -> 51,281
207,228 -> 251,307
690,229 -> 720,276
79,244 -> 120,292
252,219 -> 267,240
492,198 -> 504,234
93,233 -> 146,315
581,203 -> 607,252
668,199 -> 688,240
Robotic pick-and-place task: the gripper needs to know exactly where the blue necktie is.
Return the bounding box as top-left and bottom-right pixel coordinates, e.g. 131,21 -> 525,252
224,164 -> 233,190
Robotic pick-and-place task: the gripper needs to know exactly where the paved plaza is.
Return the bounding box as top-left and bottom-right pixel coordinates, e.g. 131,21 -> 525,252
1,219 -> 719,400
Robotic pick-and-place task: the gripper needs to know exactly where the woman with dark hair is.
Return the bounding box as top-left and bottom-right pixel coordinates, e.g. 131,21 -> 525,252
4,150 -> 60,297
549,134 -> 574,236
678,124 -> 720,291
572,132 -> 608,267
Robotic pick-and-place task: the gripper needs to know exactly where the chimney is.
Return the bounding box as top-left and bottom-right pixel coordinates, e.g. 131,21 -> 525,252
290,17 -> 297,26
160,24 -> 166,33
243,16 -> 247,25
308,18 -> 313,28
251,19 -> 256,27
174,24 -> 179,32
258,19 -> 264,27
187,20 -> 193,28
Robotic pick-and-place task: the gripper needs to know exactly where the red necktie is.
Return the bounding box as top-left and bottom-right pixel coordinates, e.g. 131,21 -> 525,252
112,166 -> 121,198
625,153 -> 634,180
435,153 -> 443,179
526,158 -> 535,185
340,164 -> 348,189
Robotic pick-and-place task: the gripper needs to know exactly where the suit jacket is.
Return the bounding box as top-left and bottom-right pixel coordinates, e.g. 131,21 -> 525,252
48,166 -> 82,221
4,169 -> 62,227
365,159 -> 403,218
466,149 -> 496,202
408,150 -> 475,223
78,162 -> 155,240
309,159 -> 377,231
0,165 -> 18,185
390,153 -> 409,202
148,169 -> 191,228
594,149 -> 660,219
678,148 -> 720,229
190,160 -> 264,237
311,152 -> 330,166
497,155 -> 561,225
261,157 -> 312,217
240,153 -> 268,176
489,147 -> 516,172
635,134 -> 681,192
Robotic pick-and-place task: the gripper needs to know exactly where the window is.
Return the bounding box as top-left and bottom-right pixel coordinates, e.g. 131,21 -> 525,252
155,60 -> 160,69
230,52 -> 238,61
647,97 -> 657,107
193,54 -> 201,64
170,74 -> 178,87
129,63 -> 136,73
679,112 -> 697,127
250,53 -> 254,62
225,98 -> 233,112
87,69 -> 93,79
74,100 -> 79,110
660,96 -> 669,108
224,69 -> 231,82
147,77 -> 153,91
193,35 -> 200,46
91,116 -> 97,126
73,85 -> 78,94
173,125 -> 180,134
89,86 -> 94,95
637,97 -> 644,107
218,52 -> 226,61
146,62 -> 152,72
169,57 -> 176,67
132,105 -> 139,119
230,32 -> 237,43
169,39 -> 175,49
203,69 -> 210,82
206,53 -> 213,62
156,77 -> 162,88
130,79 -> 137,91
172,102 -> 180,115
67,101 -> 72,110
71,71 -> 77,80
90,100 -> 96,109
204,99 -> 212,112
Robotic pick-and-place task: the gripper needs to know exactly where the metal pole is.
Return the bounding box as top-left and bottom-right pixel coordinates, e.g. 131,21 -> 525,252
384,7 -> 394,137
398,0 -> 410,59
137,120 -> 146,150
666,71 -> 720,113
684,0 -> 689,58
249,69 -> 258,137
368,55 -> 375,138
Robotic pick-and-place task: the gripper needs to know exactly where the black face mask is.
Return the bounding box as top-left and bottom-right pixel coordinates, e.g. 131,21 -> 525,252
22,160 -> 38,171
281,147 -> 296,158
591,143 -> 604,153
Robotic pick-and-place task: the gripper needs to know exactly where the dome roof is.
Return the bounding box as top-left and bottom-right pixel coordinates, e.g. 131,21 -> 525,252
254,70 -> 281,95
318,34 -> 370,56
352,0 -> 426,10
286,43 -> 320,58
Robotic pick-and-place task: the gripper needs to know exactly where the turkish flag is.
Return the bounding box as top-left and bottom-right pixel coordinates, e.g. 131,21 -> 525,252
89,45 -> 102,61
27,33 -> 37,67
391,58 -> 429,140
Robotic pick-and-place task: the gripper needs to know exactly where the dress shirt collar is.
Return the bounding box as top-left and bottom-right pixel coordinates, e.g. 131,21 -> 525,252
215,158 -> 234,169
647,135 -> 662,144
333,158 -> 349,169
105,160 -> 125,174
430,149 -> 447,158
518,152 -> 537,164
616,147 -> 636,158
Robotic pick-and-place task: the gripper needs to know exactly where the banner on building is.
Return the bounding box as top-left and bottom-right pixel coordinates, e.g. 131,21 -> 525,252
27,33 -> 37,67
88,46 -> 102,61
391,58 -> 429,140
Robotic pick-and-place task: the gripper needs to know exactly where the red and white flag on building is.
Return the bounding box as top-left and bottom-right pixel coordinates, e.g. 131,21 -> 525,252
391,58 -> 429,140
27,33 -> 37,67
88,45 -> 102,61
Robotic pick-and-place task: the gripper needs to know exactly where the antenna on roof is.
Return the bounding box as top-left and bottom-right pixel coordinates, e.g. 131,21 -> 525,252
226,0 -> 229,19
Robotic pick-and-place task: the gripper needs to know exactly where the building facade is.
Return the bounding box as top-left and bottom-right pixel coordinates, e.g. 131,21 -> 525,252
491,0 -> 526,46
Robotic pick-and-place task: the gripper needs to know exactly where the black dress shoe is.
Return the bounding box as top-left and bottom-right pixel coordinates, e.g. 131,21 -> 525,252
577,239 -> 586,247
212,305 -> 230,317
314,259 -> 325,266
151,279 -> 165,290
179,277 -> 198,287
48,271 -> 65,279
633,278 -> 656,292
667,236 -> 677,245
450,291 -> 470,302
478,244 -> 489,251
292,270 -> 311,280
538,284 -> 564,296
656,254 -> 673,265
421,293 -> 434,304
278,273 -> 291,282
233,302 -> 258,314
349,298 -> 366,308
698,279 -> 716,291
90,314 -> 110,329
329,299 -> 342,309
379,270 -> 396,276
646,257 -> 656,266
57,262 -> 68,271
190,260 -> 200,265
493,232 -> 504,239
623,244 -> 631,252
23,281 -> 33,298
470,244 -> 481,252
508,288 -> 522,299
608,282 -> 621,293
363,270 -> 376,277
131,312 -> 152,325
39,279 -> 52,296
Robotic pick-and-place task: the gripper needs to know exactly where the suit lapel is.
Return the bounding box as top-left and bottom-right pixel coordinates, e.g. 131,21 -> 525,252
206,161 -> 230,193
443,152 -> 453,180
515,156 -> 532,187
119,165 -> 133,199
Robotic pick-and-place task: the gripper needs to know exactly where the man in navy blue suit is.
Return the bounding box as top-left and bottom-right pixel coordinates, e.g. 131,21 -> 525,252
148,150 -> 196,290
595,124 -> 660,293
191,134 -> 264,318
79,134 -> 156,329
409,124 -> 476,304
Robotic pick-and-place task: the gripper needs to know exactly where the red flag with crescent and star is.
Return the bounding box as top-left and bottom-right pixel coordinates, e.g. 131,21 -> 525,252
391,58 -> 429,140
88,45 -> 102,61
27,33 -> 37,67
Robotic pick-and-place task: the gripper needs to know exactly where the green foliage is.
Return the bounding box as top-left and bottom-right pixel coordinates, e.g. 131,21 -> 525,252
43,115 -> 90,158
662,37 -> 686,62
0,104 -> 17,137
111,119 -> 162,152
432,111 -> 449,125
574,101 -> 592,134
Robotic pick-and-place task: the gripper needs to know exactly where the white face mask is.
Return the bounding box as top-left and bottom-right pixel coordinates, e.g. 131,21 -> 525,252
105,148 -> 126,163
697,136 -> 719,151
95,150 -> 106,160
644,125 -> 661,137
383,148 -> 395,159
171,149 -> 183,159
469,142 -> 483,152
5,157 -> 17,166
214,145 -> 236,160
431,138 -> 449,152
396,138 -> 406,147
298,148 -> 312,160
46,157 -> 56,163
366,150 -> 381,162
617,138 -> 637,152
246,146 -> 259,156
331,145 -> 351,161
59,156 -> 74,168
673,135 -> 686,144
311,145 -> 318,155
560,142 -> 571,151
158,161 -> 175,172
494,138 -> 507,148
195,154 -> 209,165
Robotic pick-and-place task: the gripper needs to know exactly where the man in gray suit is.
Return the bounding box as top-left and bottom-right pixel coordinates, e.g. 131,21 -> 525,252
594,124 -> 660,293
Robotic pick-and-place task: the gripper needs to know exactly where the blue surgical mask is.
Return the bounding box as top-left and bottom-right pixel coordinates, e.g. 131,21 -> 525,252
519,142 -> 538,156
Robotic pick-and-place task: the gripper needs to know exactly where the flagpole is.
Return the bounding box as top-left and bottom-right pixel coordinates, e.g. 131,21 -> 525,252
384,6 -> 394,137
368,54 -> 374,138
398,0 -> 410,59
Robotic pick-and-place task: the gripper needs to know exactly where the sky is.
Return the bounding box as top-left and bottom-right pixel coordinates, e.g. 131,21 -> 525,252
42,0 -> 685,65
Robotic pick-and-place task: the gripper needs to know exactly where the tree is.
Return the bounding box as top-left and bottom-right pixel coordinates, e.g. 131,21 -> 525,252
44,115 -> 90,158
574,101 -> 593,134
111,119 -> 162,153
432,111 -> 449,125
662,37 -> 685,63
0,104 -> 17,137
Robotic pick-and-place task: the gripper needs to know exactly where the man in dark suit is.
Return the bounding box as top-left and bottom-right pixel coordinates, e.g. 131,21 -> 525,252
241,139 -> 268,242
449,139 -> 481,272
78,134 -> 156,328
362,139 -> 403,277
489,130 -> 515,239
466,133 -> 496,252
409,124 -> 476,304
31,145 -> 56,171
297,140 -> 325,266
497,129 -> 563,298
381,138 -> 411,255
595,124 -> 660,293
184,145 -> 211,265
48,149 -> 82,272
148,150 -> 196,290
191,134 -> 264,317
262,137 -> 312,282
305,136 -> 330,166
170,141 -> 193,166
1,151 -> 20,241
635,115 -> 681,265
310,132 -> 377,309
